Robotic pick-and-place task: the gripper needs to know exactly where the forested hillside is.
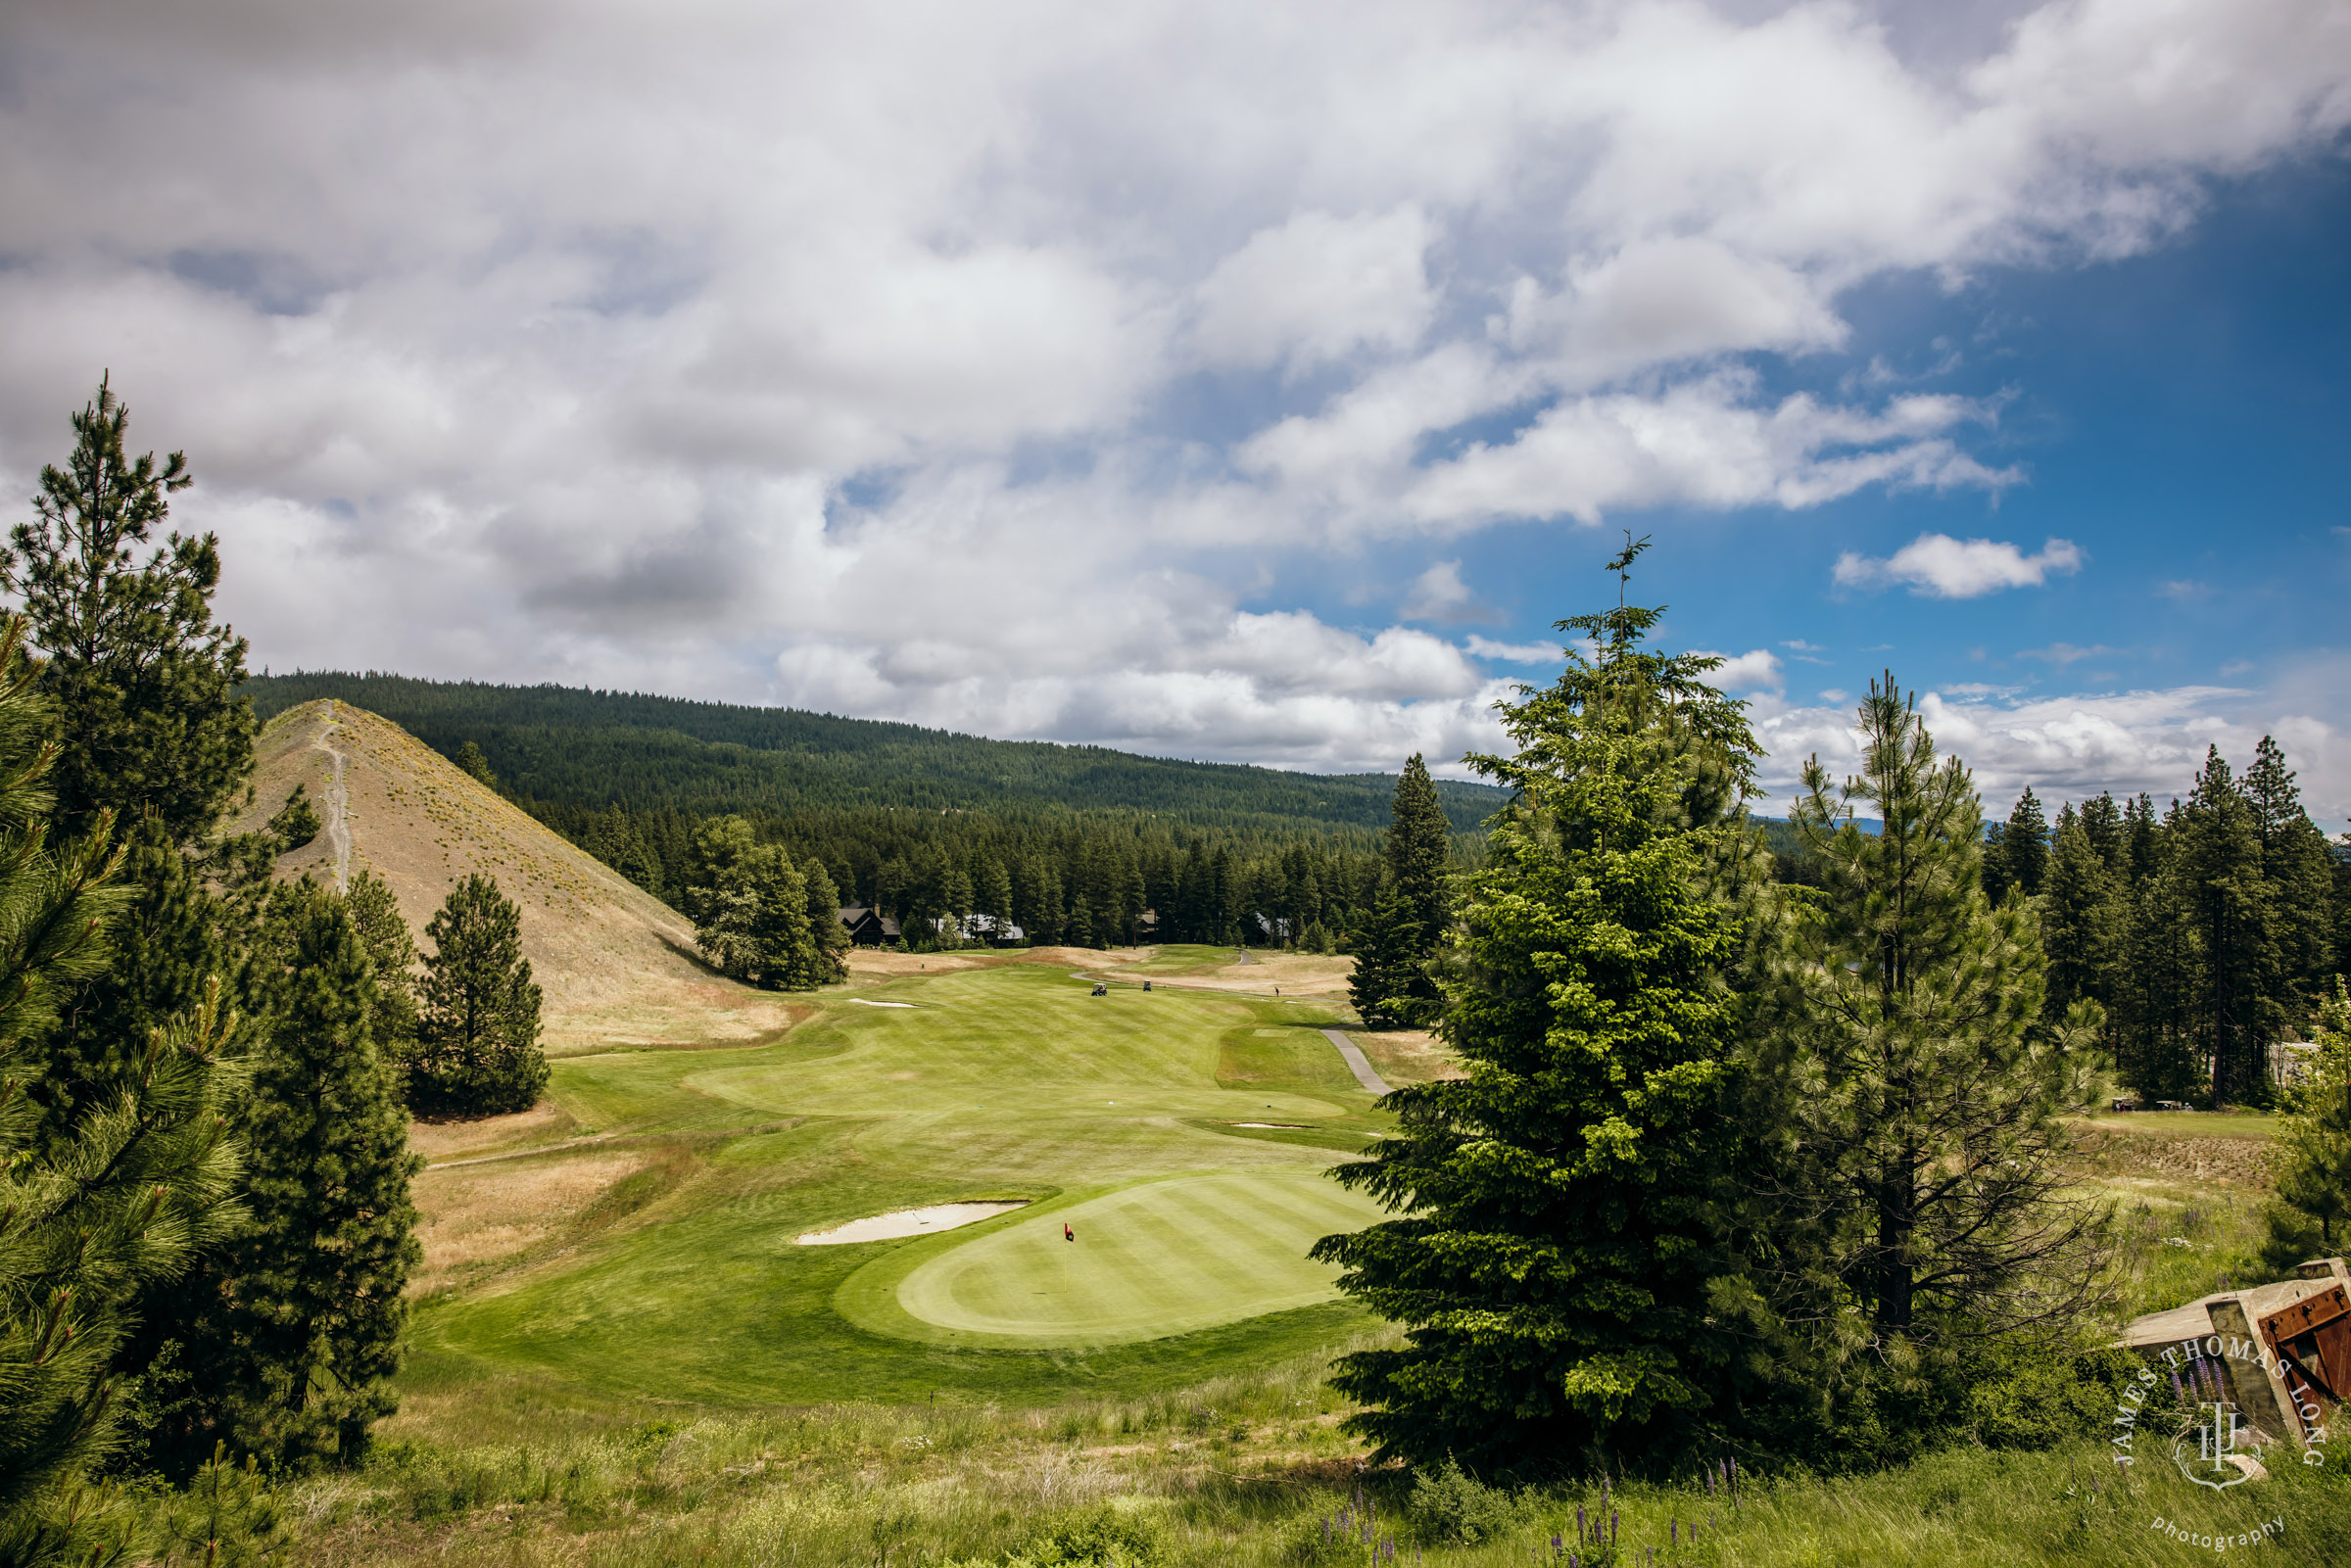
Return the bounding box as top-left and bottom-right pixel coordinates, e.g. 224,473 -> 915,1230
242,672 -> 1508,832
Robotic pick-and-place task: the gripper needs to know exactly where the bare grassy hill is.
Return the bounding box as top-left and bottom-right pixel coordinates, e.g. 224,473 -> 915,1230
232,699 -> 792,1056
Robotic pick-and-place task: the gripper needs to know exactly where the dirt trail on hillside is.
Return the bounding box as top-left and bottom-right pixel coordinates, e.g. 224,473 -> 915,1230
312,701 -> 354,889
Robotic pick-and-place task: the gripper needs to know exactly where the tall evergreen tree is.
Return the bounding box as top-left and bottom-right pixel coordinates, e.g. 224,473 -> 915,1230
0,620 -> 243,1559
414,875 -> 547,1115
344,871 -> 420,1057
801,858 -> 851,981
2241,736 -> 2336,1019
2176,749 -> 2277,1104
1746,680 -> 2104,1455
223,882 -> 420,1464
2262,978 -> 2351,1271
1,378 -> 253,845
2041,809 -> 2121,1019
1995,785 -> 2050,901
1346,756 -> 1453,1028
1315,549 -> 1768,1474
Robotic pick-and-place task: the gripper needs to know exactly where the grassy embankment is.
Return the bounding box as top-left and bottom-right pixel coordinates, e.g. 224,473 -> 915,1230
260,955 -> 2348,1563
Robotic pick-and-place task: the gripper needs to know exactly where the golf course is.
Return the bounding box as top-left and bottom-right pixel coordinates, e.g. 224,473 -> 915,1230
406,947 -> 1407,1411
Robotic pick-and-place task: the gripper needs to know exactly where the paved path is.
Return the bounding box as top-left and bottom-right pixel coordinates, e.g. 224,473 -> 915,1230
1320,1028 -> 1391,1095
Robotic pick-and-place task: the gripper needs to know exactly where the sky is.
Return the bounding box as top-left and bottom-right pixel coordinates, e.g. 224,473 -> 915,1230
2,1 -> 2348,819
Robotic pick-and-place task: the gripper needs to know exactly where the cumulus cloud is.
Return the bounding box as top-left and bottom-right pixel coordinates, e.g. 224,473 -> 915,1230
0,0 -> 2344,776
1835,533 -> 2087,596
1751,676 -> 2351,823
1697,648 -> 1785,693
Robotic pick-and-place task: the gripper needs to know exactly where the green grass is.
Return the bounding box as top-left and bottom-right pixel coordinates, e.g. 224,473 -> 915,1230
869,1172 -> 1387,1347
2076,1110 -> 2279,1139
411,963 -> 1393,1408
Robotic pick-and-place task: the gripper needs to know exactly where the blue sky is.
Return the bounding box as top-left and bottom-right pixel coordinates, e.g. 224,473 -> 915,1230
2,1 -> 2347,815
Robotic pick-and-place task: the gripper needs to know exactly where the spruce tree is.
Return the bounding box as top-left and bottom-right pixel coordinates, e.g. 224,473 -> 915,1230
2262,978 -> 2351,1270
415,875 -> 546,1115
1346,756 -> 1452,1028
453,741 -> 497,791
0,619 -> 242,1554
226,881 -> 420,1463
1314,549 -> 1768,1474
1,378 -> 254,845
1746,680 -> 2104,1454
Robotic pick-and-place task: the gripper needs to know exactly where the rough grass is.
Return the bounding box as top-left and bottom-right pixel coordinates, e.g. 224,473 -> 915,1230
349,962 -> 2351,1567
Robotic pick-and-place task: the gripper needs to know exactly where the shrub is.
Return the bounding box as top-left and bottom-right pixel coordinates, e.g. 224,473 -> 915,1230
1408,1457 -> 1519,1544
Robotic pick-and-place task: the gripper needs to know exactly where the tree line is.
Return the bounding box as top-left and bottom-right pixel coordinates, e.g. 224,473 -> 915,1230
1322,539 -> 2351,1479
505,786 -> 1404,959
242,670 -> 1509,835
1,383 -> 544,1560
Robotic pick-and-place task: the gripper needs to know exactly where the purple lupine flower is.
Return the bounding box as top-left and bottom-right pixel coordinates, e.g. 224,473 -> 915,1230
1610,1508 -> 1618,1544
1578,1504 -> 1587,1539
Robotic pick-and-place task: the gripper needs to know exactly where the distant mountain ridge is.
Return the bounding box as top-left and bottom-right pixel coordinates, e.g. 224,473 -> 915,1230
242,672 -> 1511,834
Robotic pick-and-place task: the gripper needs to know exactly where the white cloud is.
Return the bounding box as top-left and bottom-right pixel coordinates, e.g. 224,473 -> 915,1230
1191,207 -> 1435,373
1696,647 -> 1784,693
1399,558 -> 1487,622
2020,641 -> 2117,665
0,0 -> 2344,780
1751,674 -> 2351,823
1465,635 -> 1562,665
1835,533 -> 2087,597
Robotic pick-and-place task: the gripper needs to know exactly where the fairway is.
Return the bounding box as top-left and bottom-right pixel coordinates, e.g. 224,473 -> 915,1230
408,957 -> 1406,1409
886,1171 -> 1386,1347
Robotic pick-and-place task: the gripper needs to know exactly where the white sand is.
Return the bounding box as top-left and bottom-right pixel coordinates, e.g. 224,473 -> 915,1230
794,1201 -> 1029,1245
1228,1121 -> 1310,1128
851,999 -> 920,1009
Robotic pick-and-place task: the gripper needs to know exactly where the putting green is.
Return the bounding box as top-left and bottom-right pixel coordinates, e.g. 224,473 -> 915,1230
882,1172 -> 1387,1348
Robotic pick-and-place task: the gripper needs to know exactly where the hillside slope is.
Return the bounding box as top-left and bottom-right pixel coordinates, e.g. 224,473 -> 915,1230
232,700 -> 792,1055
241,672 -> 1511,834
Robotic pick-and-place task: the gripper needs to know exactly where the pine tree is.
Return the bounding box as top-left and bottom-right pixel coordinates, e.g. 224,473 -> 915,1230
414,875 -> 546,1115
1314,546 -> 1768,1474
453,741 -> 497,791
225,881 -> 420,1464
344,871 -> 420,1057
2041,809 -> 2121,1018
2262,978 -> 2351,1270
2176,749 -> 2277,1105
801,858 -> 851,980
1746,679 -> 2104,1453
2241,736 -> 2337,1020
1346,756 -> 1452,1028
0,618 -> 243,1557
1997,785 -> 2051,901
265,785 -> 321,851
1,378 -> 254,846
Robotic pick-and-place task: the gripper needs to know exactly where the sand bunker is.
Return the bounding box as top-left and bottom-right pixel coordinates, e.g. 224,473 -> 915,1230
1228,1121 -> 1310,1128
851,999 -> 919,1009
795,1201 -> 1029,1245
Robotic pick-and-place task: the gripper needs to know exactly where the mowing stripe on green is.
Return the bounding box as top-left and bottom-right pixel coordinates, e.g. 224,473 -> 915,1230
886,1171 -> 1386,1347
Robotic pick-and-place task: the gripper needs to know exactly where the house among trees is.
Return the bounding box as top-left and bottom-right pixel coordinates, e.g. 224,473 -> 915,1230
836,905 -> 902,946
936,912 -> 1026,946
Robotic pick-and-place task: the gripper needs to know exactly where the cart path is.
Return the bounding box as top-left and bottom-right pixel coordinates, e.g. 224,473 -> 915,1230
1320,1028 -> 1390,1095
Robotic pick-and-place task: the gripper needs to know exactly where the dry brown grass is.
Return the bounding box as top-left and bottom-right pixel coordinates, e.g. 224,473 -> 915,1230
1348,1027 -> 1464,1086
843,945 -> 1149,979
1108,951 -> 1356,997
410,1149 -> 653,1296
409,1103 -> 581,1165
232,700 -> 794,1055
